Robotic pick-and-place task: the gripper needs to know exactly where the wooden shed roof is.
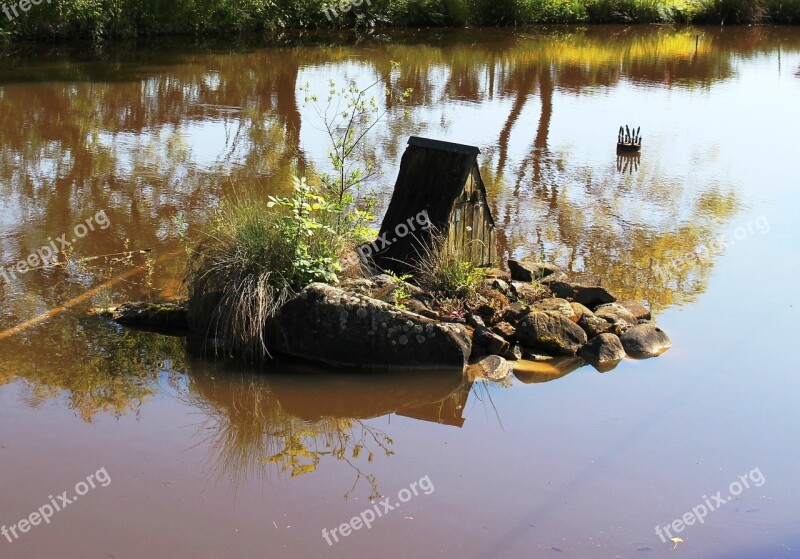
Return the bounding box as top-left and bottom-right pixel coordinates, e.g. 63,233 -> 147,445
372,136 -> 494,271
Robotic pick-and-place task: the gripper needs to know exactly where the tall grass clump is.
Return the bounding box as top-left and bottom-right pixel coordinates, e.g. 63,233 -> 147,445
412,231 -> 486,302
184,180 -> 341,360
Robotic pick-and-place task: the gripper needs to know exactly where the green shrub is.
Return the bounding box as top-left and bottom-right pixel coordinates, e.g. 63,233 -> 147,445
184,179 -> 340,360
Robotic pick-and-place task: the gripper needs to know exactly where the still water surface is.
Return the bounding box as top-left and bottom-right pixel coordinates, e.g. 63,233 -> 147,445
1,25 -> 799,558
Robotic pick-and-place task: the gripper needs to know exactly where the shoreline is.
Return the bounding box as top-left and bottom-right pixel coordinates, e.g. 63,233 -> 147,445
1,0 -> 799,45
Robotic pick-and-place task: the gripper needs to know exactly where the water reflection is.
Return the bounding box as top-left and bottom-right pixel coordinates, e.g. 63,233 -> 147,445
0,322 -> 186,420
616,153 -> 640,175
0,26 -> 798,427
182,365 -> 470,497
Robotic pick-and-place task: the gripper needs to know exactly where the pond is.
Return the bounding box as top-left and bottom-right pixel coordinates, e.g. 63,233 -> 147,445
1,25 -> 799,559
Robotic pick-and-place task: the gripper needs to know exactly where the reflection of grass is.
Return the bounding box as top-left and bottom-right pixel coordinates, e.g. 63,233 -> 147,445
185,373 -> 394,499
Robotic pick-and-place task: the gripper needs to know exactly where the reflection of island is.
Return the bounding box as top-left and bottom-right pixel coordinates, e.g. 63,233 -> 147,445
183,363 -> 471,497
513,357 -> 586,384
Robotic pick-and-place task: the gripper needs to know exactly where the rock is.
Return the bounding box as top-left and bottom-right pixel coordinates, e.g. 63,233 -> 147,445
579,333 -> 626,372
490,278 -> 514,297
577,312 -> 613,338
491,321 -> 516,341
508,260 -> 561,282
521,349 -> 553,361
570,302 -> 593,319
108,302 -> 188,329
617,299 -> 652,321
620,323 -> 672,358
338,246 -> 371,280
530,298 -> 577,321
472,327 -> 510,357
503,302 -> 529,324
404,297 -> 439,320
594,302 -> 638,333
548,280 -> 616,308
337,277 -> 375,296
466,313 -> 486,329
511,281 -> 547,303
271,283 -> 471,369
473,304 -> 497,323
538,271 -> 570,285
513,357 -> 585,383
371,274 -> 422,305
469,355 -> 512,382
484,268 -> 512,281
502,344 -> 523,361
516,311 -> 587,356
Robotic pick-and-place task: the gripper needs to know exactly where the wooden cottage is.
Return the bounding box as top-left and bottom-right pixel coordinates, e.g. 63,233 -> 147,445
370,136 -> 497,274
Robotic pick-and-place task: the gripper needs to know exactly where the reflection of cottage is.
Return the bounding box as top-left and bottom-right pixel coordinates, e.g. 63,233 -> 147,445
372,136 -> 497,273
396,382 -> 471,428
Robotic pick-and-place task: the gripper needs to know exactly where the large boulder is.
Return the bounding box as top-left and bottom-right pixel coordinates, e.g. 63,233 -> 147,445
548,280 -> 616,308
620,323 -> 672,358
579,333 -> 626,372
594,302 -> 638,334
516,311 -> 587,356
530,298 -> 578,321
507,260 -> 561,282
468,355 -> 513,382
270,284 -> 471,369
617,299 -> 652,321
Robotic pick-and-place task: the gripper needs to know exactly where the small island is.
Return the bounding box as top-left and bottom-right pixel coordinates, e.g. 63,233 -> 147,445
101,132 -> 671,379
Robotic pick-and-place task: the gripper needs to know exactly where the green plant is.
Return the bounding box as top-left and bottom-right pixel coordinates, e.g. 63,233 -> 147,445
183,73 -> 412,362
184,183 -> 340,361
412,231 -> 485,301
301,68 -> 412,244
385,271 -> 413,309
267,176 -> 341,285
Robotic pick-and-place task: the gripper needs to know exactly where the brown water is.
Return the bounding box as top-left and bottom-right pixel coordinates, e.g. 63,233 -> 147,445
1,25 -> 800,559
